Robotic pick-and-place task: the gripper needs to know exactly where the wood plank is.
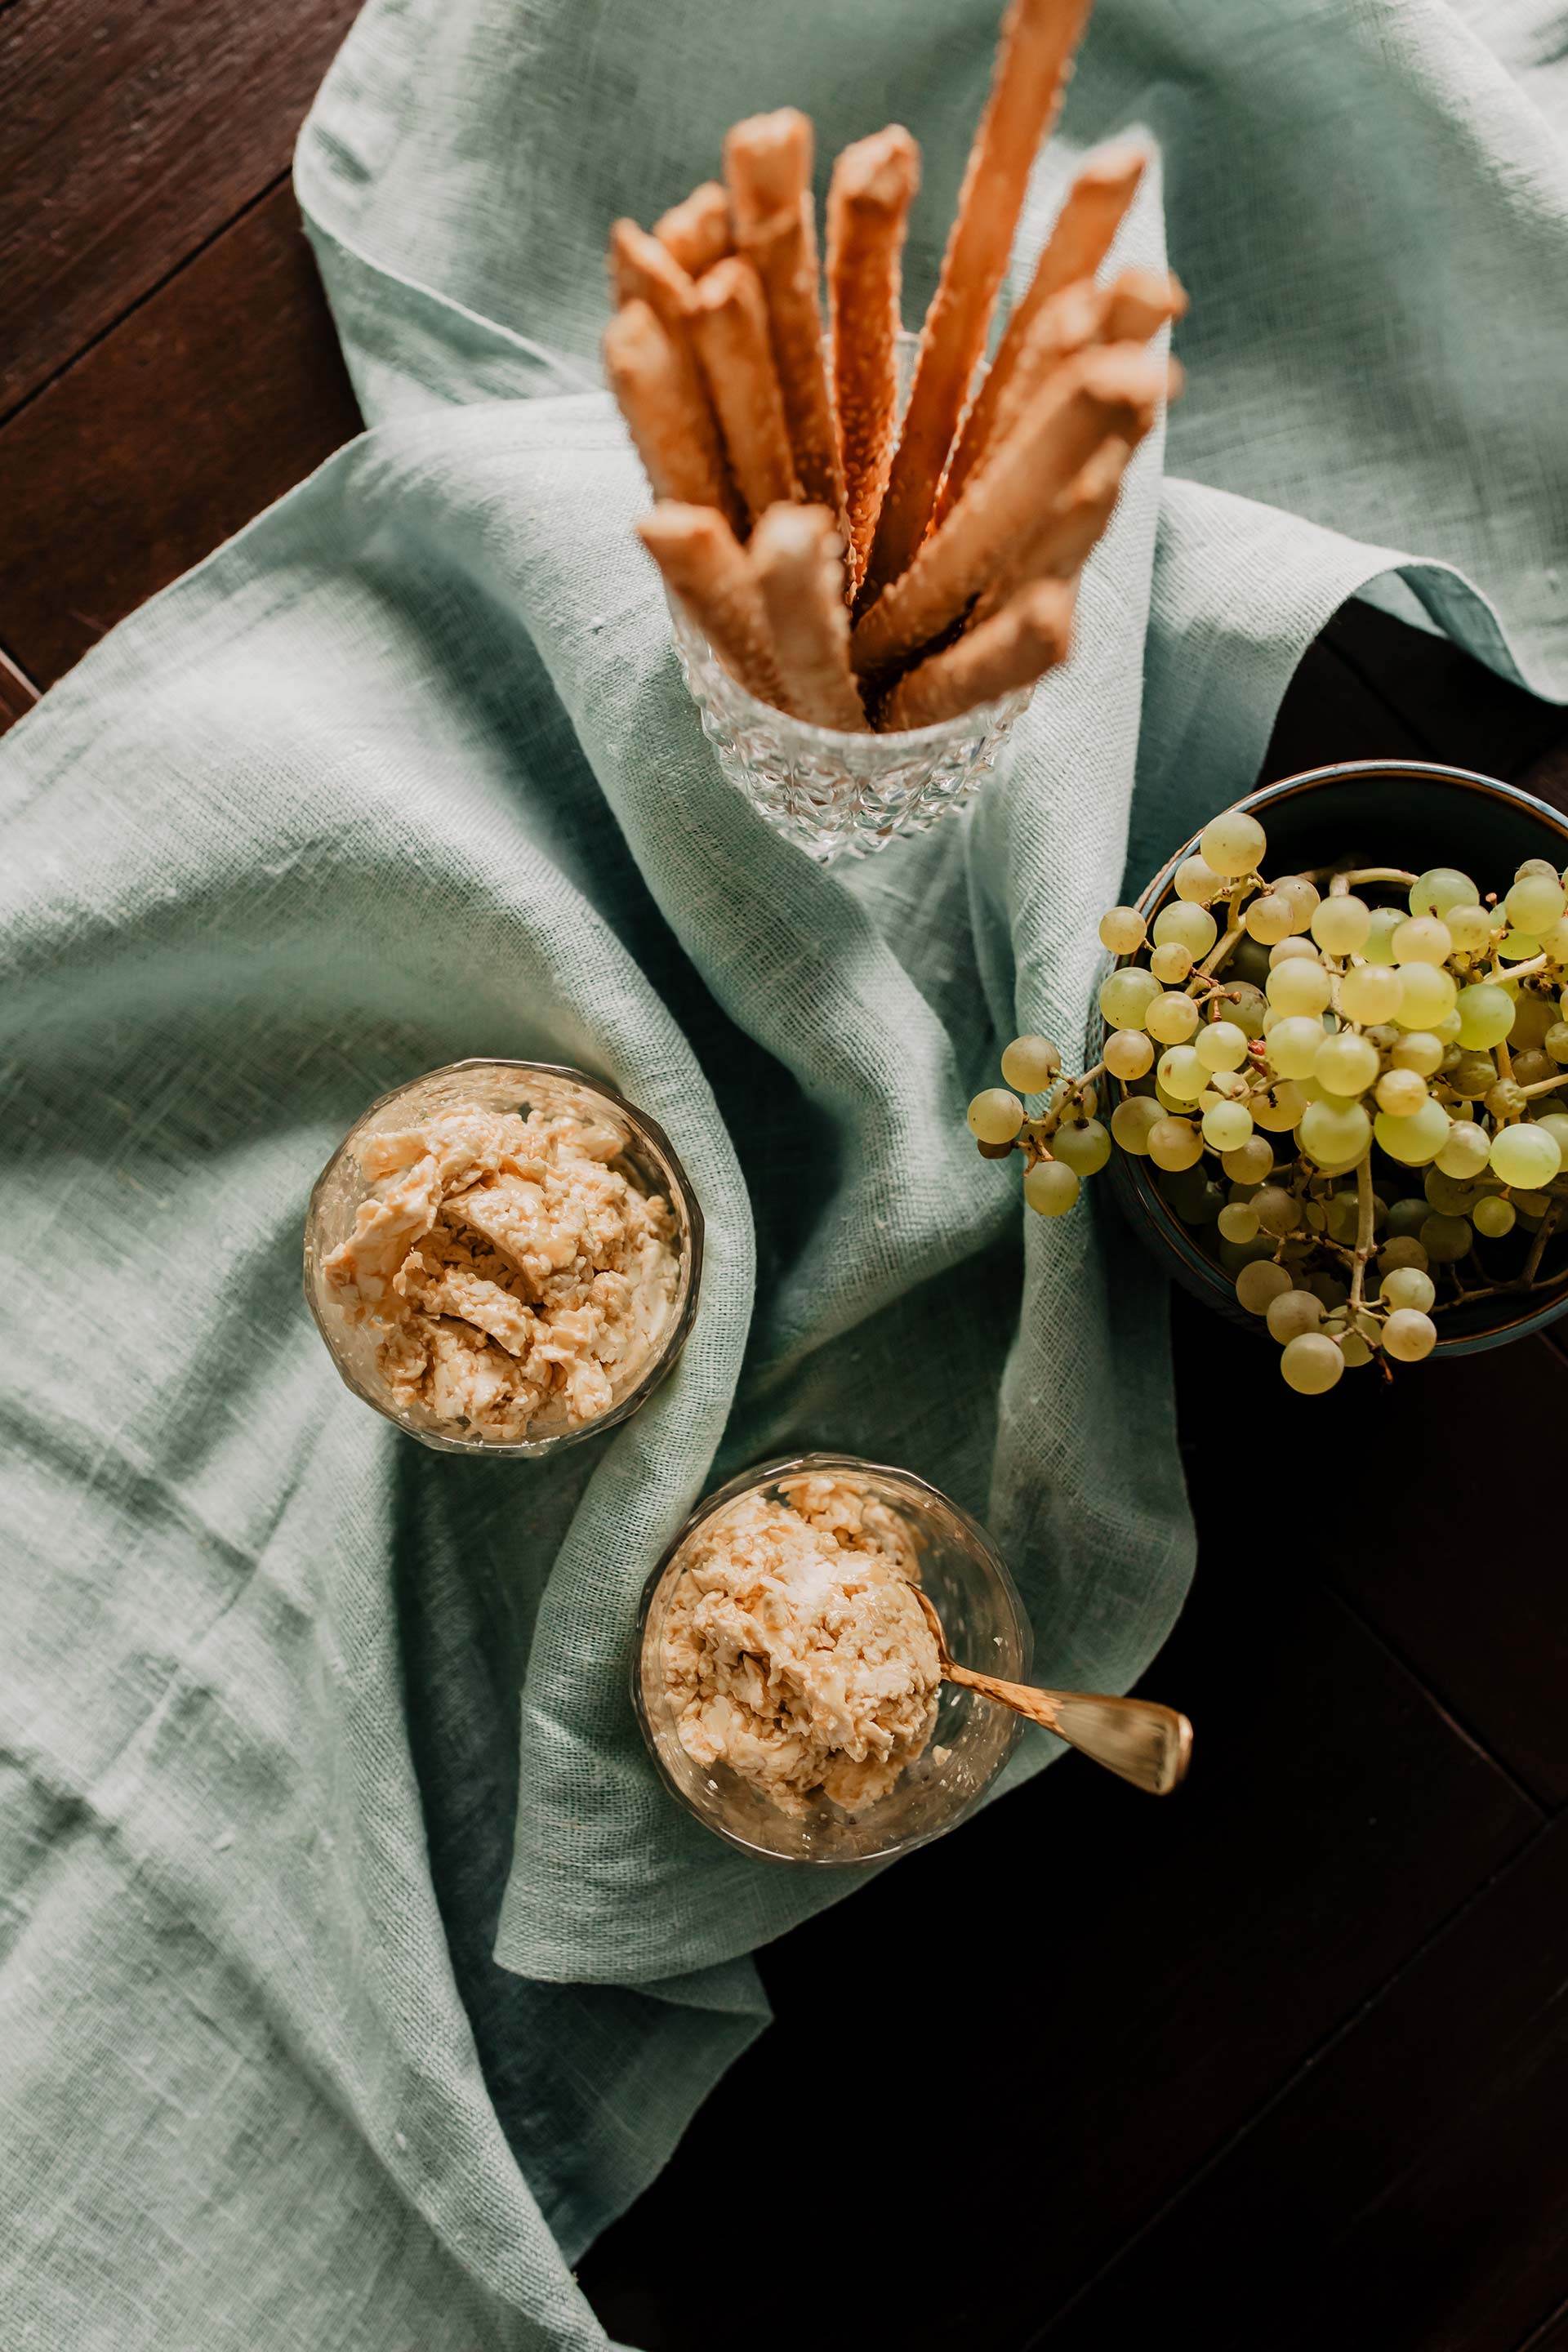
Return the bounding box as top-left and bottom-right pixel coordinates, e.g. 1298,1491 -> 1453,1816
0,644 -> 42,734
580,1365 -> 1538,2351
0,0 -> 360,416
1032,1815 -> 1568,2352
0,184 -> 361,692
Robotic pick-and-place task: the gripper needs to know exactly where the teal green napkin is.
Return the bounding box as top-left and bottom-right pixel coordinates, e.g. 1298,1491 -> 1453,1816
2,2 -> 1564,2345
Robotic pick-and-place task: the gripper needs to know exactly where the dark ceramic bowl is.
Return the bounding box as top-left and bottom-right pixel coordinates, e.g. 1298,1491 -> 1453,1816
1096,760 -> 1568,1356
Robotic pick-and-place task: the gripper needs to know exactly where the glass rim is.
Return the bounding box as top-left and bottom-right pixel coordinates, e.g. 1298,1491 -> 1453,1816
302,1056 -> 705,1459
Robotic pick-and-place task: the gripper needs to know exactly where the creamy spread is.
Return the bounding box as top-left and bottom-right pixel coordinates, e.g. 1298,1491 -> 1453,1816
322,1102 -> 679,1442
662,1474 -> 942,1815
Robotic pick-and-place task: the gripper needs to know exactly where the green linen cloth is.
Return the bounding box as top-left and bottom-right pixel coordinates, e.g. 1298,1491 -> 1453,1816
2,1 -> 1565,2345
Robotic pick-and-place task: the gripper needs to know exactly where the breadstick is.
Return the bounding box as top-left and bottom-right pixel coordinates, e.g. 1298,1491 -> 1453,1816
748,504 -> 869,731
973,276 -> 1107,461
1100,265 -> 1187,345
654,181 -> 733,277
935,139 -> 1147,521
604,300 -> 735,512
826,126 -> 921,598
862,0 -> 1093,601
637,503 -> 784,708
724,110 -> 843,517
883,577 -> 1074,728
852,344 -> 1164,676
686,256 -> 799,524
969,433 -> 1131,624
608,220 -> 741,531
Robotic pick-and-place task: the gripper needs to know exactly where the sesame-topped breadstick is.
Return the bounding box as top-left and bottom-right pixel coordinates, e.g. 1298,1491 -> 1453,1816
686,256 -> 800,525
969,431 -> 1132,625
882,577 -> 1075,729
934,140 -> 1147,523
973,277 -> 1107,461
637,503 -> 785,709
654,181 -> 733,278
862,0 -> 1094,602
826,126 -> 921,599
608,220 -> 742,531
724,110 -> 843,518
604,300 -> 736,513
852,343 -> 1164,677
749,504 -> 869,731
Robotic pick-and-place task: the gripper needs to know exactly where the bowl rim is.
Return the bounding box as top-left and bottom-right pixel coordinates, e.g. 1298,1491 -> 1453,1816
1105,758 -> 1568,1354
301,1056 -> 706,1457
631,1449 -> 1031,1867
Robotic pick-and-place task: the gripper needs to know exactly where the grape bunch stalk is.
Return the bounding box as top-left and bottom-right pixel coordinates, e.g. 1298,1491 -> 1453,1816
967,805 -> 1568,1393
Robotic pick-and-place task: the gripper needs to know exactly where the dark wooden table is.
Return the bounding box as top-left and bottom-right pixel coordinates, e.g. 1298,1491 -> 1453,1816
6,9 -> 1566,2346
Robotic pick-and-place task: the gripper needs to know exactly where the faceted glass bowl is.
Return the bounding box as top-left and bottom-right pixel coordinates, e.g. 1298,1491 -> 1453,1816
633,1451 -> 1031,1864
668,330 -> 1033,863
303,1058 -> 703,1455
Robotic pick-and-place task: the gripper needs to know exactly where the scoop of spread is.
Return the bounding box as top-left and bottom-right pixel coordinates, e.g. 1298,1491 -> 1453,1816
323,1102 -> 677,1441
662,1475 -> 942,1815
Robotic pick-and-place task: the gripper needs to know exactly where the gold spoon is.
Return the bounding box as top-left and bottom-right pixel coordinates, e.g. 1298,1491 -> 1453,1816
914,1591 -> 1193,1797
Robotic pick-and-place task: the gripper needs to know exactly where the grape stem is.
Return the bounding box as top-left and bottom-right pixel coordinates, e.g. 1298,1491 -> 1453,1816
1336,866 -> 1418,890
1518,1069 -> 1568,1098
1348,1156 -> 1375,1312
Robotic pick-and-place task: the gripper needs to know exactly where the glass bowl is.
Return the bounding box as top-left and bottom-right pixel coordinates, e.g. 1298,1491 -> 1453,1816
633,1451 -> 1031,1864
303,1058 -> 703,1455
669,330 -> 1033,864
1095,759 -> 1568,1356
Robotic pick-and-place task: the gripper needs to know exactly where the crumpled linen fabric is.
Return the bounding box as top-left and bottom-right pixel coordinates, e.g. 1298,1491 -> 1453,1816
0,0 -> 1563,2345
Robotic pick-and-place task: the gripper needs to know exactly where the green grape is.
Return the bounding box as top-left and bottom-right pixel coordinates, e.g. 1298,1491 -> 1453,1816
1202,1101 -> 1254,1152
1380,1267 -> 1436,1312
1196,1020 -> 1250,1073
1374,1067 -> 1428,1118
1236,1258 -> 1292,1316
1218,982 -> 1267,1040
1316,1031 -> 1380,1097
1508,993 -> 1555,1050
1410,866 -> 1476,918
1311,894 -> 1371,956
1374,1099 -> 1450,1165
1223,1134 -> 1276,1184
1153,901 -> 1218,958
1147,992 -> 1202,1047
1339,963 -> 1403,1024
1105,1027 -> 1156,1080
1434,1119 -> 1492,1178
1454,983 -> 1516,1049
1150,941 -> 1194,985
1098,967 -> 1161,1031
1394,961 -> 1457,1028
1000,1035 -> 1062,1093
1379,1236 -> 1430,1272
1266,956 -> 1334,1016
1156,1046 -> 1206,1102
1384,1201 -> 1430,1241
1472,1195 -> 1516,1239
1269,935 -> 1320,967
1533,1111 -> 1568,1160
1148,1116 -> 1204,1172
1360,906 -> 1405,965
1486,1079 -> 1526,1120
1218,1236 -> 1280,1272
1174,855 -> 1222,904
1511,1049 -> 1558,1088
969,1088 -> 1023,1143
1442,902 -> 1496,956
1218,1200 -> 1260,1243
1245,892 -> 1294,945
1309,1272 -> 1351,1310
1280,1333 -> 1344,1394
1383,1308 -> 1437,1364
1273,876 -> 1321,933
1539,915 -> 1568,963
1253,1185 -> 1300,1236
1111,1096 -> 1163,1155
1266,1015 -> 1329,1080
1491,1122 -> 1562,1187
1023,1160 -> 1080,1217
1199,1070 -> 1249,1107
1434,1010 -> 1463,1043
1298,1098 -> 1372,1169
1267,1288 -> 1324,1343
1253,1081 -> 1308,1133
1506,871 -> 1566,933
1390,1031 -> 1445,1076
1499,929 -> 1542,964
1053,1118 -> 1111,1175
1514,1191 -> 1552,1223
1548,1022 -> 1568,1064
1199,808 -> 1267,878
1340,1333 -> 1374,1369
1098,906 -> 1147,955
1162,1168 -> 1227,1224
1325,1190 -> 1361,1244
1419,1214 -> 1472,1263
1229,938 -> 1273,987
1392,915 -> 1453,966
1448,1051 -> 1496,1099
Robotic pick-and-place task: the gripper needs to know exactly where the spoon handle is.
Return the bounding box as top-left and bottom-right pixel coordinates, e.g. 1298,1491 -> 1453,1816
942,1664 -> 1193,1796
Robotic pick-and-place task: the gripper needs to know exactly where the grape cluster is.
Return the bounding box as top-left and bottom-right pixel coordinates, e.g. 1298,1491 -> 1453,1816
967,805 -> 1568,1393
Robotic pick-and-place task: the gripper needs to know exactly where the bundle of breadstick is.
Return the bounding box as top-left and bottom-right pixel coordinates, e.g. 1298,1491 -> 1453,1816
605,0 -> 1183,734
